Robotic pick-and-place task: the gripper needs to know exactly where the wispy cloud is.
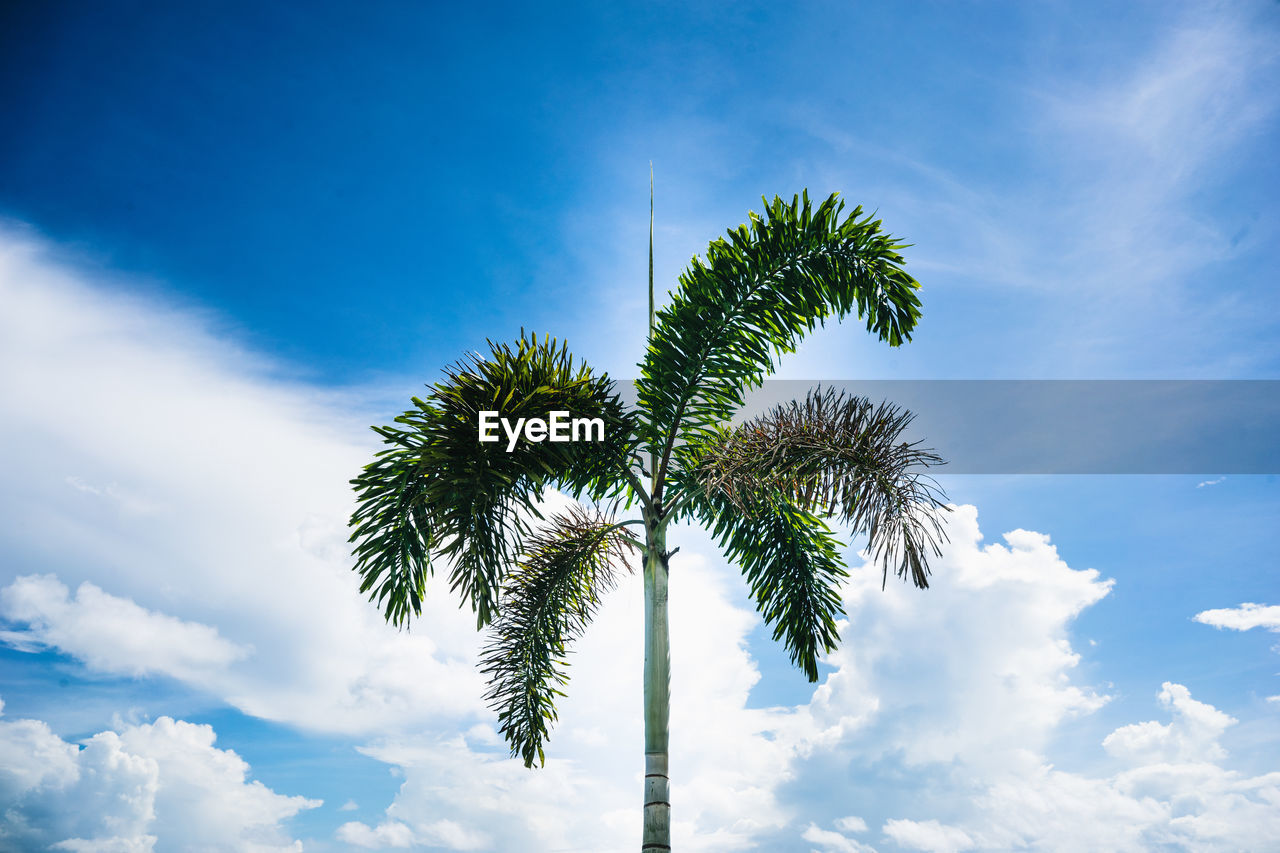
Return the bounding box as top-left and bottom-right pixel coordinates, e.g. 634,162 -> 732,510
63,476 -> 160,516
761,5 -> 1280,379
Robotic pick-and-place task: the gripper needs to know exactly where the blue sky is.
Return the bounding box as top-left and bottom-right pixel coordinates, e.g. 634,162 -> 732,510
1,2 -> 1278,851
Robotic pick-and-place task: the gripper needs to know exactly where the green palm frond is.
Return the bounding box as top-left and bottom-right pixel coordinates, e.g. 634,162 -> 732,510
348,418 -> 436,627
637,192 -> 923,487
704,490 -> 848,682
349,332 -> 638,628
695,387 -> 950,590
480,506 -> 638,767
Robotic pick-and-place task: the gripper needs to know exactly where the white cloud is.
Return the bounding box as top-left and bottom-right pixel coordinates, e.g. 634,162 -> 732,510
770,508 -> 1280,852
882,819 -> 973,853
1,574 -> 249,681
0,233 -> 805,849
1194,602 -> 1280,633
1196,476 -> 1226,488
1027,9 -> 1278,311
0,699 -> 317,852
327,505 -> 1122,851
0,227 -> 784,850
1104,682 -> 1237,764
834,816 -> 868,834
769,6 -> 1280,379
0,701 -> 79,798
856,683 -> 1280,852
64,476 -> 160,516
340,545 -> 778,850
3,227 -> 1278,851
1027,9 -> 1280,376
340,536 -> 833,853
337,819 -> 416,848
0,230 -> 487,736
800,508 -> 1112,773
802,821 -> 877,853
337,816 -> 485,851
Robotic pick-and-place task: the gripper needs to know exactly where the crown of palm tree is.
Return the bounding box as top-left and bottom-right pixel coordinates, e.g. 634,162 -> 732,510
348,190 -> 949,849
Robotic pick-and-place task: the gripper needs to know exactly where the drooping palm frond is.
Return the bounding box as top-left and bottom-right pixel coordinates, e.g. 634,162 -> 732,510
480,506 -> 638,767
704,490 -> 848,681
696,387 -> 950,590
348,417 -> 437,627
636,192 -> 923,488
349,332 -> 638,628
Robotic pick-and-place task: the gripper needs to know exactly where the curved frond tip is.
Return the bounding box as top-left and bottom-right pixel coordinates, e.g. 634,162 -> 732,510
479,505 -> 638,767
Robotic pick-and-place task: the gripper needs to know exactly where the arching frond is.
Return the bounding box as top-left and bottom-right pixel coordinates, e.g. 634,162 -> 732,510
479,506 -> 637,767
348,332 -> 637,628
636,193 -> 923,477
696,387 -> 950,590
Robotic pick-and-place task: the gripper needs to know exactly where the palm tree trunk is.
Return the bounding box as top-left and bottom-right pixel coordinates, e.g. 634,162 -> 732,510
642,522 -> 671,850
642,165 -> 671,850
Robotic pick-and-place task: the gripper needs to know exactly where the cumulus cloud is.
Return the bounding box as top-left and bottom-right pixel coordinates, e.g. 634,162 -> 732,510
786,681 -> 1279,852
0,575 -> 249,682
955,688 -> 1280,851
1193,602 -> 1280,633
796,508 -> 1111,774
768,508 -> 1280,852
1103,682 -> 1237,764
0,699 -> 317,852
834,816 -> 868,834
321,506 -> 1120,851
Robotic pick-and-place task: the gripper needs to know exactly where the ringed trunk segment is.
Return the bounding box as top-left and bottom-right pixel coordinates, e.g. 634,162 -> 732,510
642,524 -> 671,849
643,751 -> 670,850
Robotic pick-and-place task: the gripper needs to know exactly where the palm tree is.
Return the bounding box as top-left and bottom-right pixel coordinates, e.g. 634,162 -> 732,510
348,189 -> 949,851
